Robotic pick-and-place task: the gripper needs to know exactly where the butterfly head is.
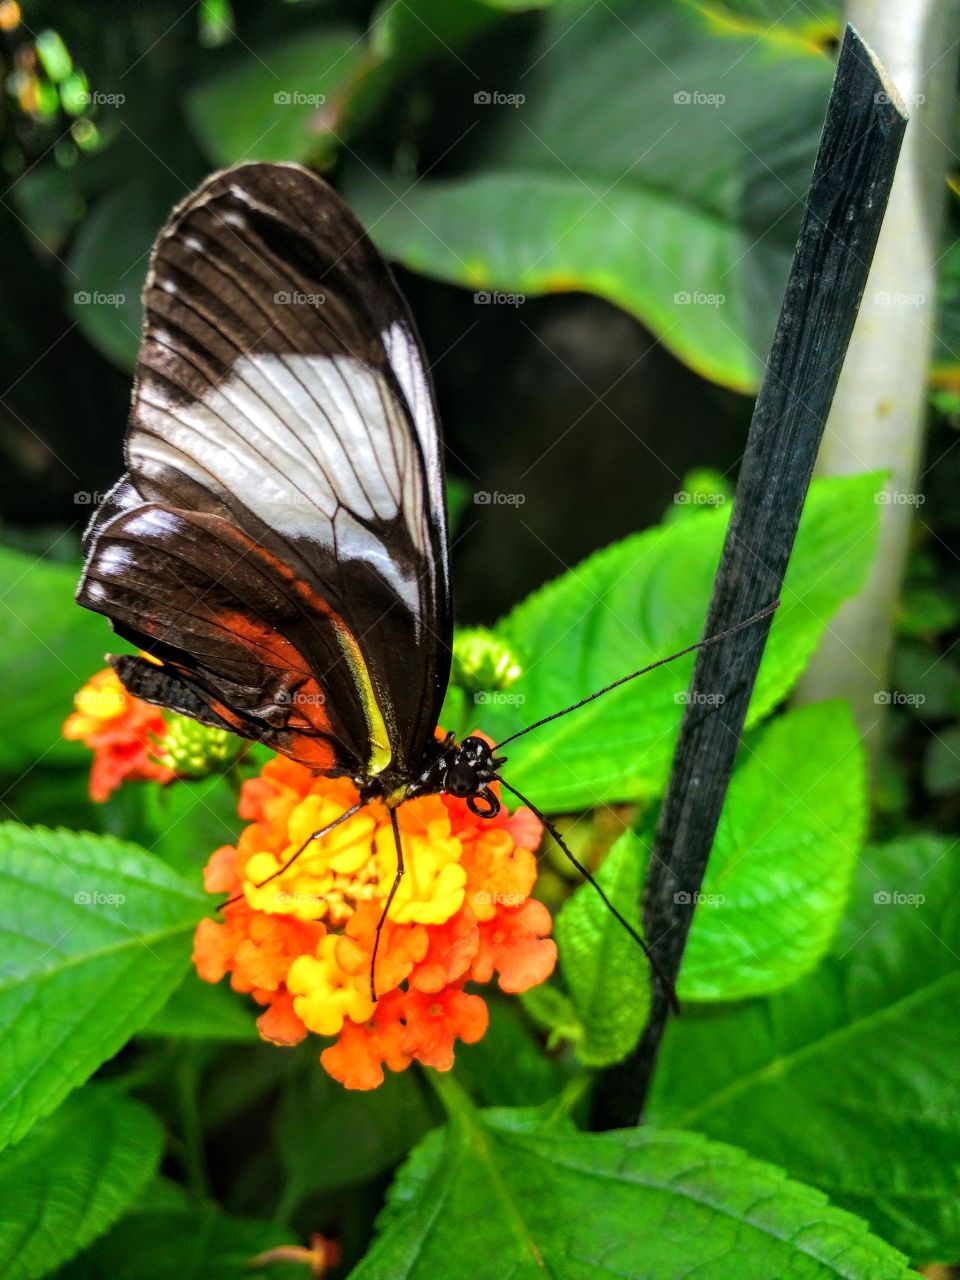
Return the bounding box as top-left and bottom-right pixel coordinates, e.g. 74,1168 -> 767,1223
445,736 -> 507,818
406,734 -> 506,818
443,734 -> 503,789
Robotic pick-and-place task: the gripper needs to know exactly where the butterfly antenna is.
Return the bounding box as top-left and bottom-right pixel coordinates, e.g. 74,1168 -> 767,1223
368,806 -> 406,1002
496,776 -> 680,1015
219,800 -> 366,910
494,599 -> 780,752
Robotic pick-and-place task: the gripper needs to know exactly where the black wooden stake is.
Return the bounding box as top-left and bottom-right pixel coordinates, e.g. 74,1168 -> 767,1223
594,25 -> 908,1129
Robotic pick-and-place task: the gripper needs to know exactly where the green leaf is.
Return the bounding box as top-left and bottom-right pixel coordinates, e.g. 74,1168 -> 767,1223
518,980 -> 584,1046
688,0 -> 838,49
680,701 -> 866,1000
933,231 -> 960,380
649,835 -> 960,1261
445,474 -> 472,532
370,0 -> 506,71
455,996 -> 562,1105
0,823 -> 207,1151
1,765 -> 100,834
0,1087 -> 163,1280
143,970 -> 257,1042
185,29 -> 370,169
345,0 -> 833,392
10,163 -> 85,254
662,466 -> 734,525
474,471 -> 881,812
140,772 -> 242,879
200,1043 -> 301,1134
275,1057 -> 436,1211
897,583 -> 960,639
360,0 -> 552,135
555,830 -> 650,1066
35,29 -> 72,82
354,1082 -> 911,1279
890,642 -> 960,719
199,0 -> 234,47
0,548 -> 115,773
61,1206 -> 304,1280
134,1175 -> 193,1214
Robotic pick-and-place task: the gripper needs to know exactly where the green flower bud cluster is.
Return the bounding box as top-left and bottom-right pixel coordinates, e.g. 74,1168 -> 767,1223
155,714 -> 243,778
450,628 -> 523,696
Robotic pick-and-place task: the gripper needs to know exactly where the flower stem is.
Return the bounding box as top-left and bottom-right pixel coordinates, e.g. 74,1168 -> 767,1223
795,0 -> 959,755
175,1055 -> 211,1201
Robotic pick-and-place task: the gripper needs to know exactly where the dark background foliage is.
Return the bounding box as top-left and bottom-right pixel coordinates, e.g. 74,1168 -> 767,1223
0,0 -> 755,614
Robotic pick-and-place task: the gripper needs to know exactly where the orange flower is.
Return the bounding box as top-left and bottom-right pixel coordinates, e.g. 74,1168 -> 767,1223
400,986 -> 489,1071
193,749 -> 557,1089
471,899 -> 557,993
64,667 -> 174,801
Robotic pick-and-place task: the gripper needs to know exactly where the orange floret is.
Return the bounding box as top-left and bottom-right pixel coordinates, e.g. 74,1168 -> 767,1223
64,666 -> 174,801
400,986 -> 489,1071
320,990 -> 412,1090
471,898 -> 558,993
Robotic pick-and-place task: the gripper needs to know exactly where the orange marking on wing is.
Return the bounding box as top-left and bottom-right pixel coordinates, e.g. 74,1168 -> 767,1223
226,532 -> 358,648
182,516 -> 385,773
214,608 -> 333,738
206,520 -> 390,772
205,688 -> 337,772
206,522 -> 355,653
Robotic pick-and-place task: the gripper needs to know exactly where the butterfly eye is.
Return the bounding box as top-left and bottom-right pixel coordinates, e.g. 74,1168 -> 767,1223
443,764 -> 476,796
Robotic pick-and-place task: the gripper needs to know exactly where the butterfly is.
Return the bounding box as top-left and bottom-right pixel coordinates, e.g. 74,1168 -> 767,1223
77,162 -> 775,1008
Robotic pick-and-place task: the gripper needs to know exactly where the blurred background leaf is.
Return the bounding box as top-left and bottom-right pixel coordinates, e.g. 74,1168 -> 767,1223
345,0 -> 833,393
144,971 -> 259,1043
62,1204 -> 305,1280
274,1060 -> 436,1216
186,28 -> 369,170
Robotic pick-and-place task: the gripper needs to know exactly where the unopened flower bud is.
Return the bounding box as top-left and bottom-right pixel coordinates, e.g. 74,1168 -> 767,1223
154,714 -> 242,777
450,629 -> 522,695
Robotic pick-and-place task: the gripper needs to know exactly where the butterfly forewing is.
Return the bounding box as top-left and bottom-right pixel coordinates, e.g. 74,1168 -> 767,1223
78,162 -> 451,781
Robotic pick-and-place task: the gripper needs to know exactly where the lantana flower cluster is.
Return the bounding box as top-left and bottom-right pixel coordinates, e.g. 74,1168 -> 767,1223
193,753 -> 557,1088
65,666 -> 558,1087
64,666 -> 174,801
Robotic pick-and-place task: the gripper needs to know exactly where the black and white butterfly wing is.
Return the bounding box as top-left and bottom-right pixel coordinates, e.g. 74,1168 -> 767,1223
78,162 -> 451,780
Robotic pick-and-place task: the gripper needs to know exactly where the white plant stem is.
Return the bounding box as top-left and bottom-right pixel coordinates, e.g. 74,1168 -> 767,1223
794,0 -> 959,758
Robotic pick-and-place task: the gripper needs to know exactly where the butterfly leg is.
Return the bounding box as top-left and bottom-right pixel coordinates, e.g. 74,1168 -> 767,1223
495,775 -> 680,1015
220,800 -> 366,908
369,805 -> 406,1002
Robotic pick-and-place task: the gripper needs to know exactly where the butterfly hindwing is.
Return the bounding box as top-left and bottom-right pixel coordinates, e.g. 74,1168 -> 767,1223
82,503 -> 378,770
78,162 -> 451,781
